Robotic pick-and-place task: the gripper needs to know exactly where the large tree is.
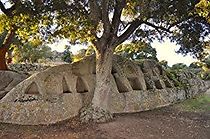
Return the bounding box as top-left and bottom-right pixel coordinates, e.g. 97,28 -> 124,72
0,3 -> 16,70
0,0 -> 39,70
23,0 -> 210,119
51,0 -> 210,115
2,0 -> 210,120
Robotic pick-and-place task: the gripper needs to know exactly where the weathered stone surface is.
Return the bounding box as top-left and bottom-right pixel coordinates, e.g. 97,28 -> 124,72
0,93 -> 82,125
0,55 -> 209,125
79,104 -> 113,123
8,63 -> 50,75
0,71 -> 27,99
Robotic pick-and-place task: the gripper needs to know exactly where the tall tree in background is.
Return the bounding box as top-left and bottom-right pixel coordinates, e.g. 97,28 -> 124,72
13,43 -> 53,63
0,0 -> 63,70
50,0 -> 210,115
0,2 -> 17,70
62,44 -> 73,63
0,1 -> 41,70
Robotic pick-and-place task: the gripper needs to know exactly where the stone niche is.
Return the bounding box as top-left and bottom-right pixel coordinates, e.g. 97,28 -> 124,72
0,55 -> 208,125
25,82 -> 40,95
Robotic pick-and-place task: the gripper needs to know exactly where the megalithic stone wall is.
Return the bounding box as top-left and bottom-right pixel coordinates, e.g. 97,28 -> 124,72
0,55 -> 209,125
0,71 -> 27,99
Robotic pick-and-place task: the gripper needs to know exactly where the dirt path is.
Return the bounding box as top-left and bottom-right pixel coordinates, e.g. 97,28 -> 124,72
0,89 -> 210,139
0,106 -> 209,139
99,108 -> 210,139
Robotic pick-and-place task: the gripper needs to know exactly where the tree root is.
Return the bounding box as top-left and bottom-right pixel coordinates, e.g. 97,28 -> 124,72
79,104 -> 113,123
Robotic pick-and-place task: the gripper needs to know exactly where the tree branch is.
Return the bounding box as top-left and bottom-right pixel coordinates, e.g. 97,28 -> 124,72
112,0 -> 126,35
89,0 -> 101,25
88,0 -> 102,46
115,19 -> 143,46
101,0 -> 111,37
143,21 -> 172,33
0,1 -> 17,17
1,28 -> 16,49
0,1 -> 8,15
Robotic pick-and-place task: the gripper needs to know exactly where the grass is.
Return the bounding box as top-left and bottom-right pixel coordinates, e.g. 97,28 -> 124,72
176,93 -> 210,112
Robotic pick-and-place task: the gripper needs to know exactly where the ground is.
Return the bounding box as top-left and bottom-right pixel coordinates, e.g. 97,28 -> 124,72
0,89 -> 210,139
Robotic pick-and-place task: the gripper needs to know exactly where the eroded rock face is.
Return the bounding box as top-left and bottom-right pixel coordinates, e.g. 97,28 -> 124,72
0,71 -> 27,99
0,55 -> 208,125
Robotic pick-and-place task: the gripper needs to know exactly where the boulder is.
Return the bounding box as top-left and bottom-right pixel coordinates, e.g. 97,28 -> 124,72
0,71 -> 27,99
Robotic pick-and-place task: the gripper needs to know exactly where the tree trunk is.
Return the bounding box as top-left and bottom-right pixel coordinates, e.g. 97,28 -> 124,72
0,46 -> 9,70
79,46 -> 114,123
0,29 -> 15,70
92,47 -> 114,110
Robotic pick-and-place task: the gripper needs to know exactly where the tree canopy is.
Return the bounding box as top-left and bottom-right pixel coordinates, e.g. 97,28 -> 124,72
1,0 -> 209,61
195,0 -> 210,23
13,43 -> 53,63
0,0 -> 45,69
44,0 -> 210,59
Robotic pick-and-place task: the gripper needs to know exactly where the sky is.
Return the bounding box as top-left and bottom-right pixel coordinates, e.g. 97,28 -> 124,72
151,40 -> 196,66
49,39 -> 197,66
48,39 -> 88,54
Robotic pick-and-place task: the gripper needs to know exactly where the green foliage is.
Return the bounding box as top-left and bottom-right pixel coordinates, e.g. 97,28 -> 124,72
167,63 -> 201,87
189,61 -> 203,69
85,45 -> 95,56
195,0 -> 210,23
203,55 -> 210,68
165,69 -> 182,88
71,45 -> 95,62
72,49 -> 87,62
165,69 -> 190,89
159,60 -> 169,69
177,94 -> 210,112
199,71 -> 210,80
0,4 -> 43,43
115,41 -> 158,61
13,43 -> 53,63
171,63 -> 188,70
21,0 -> 209,59
0,14 -> 7,34
62,45 -> 73,63
189,55 -> 210,80
1,0 -> 210,66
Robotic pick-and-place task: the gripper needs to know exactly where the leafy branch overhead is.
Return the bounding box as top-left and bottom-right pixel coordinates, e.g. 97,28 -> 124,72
1,0 -> 208,58
49,0 -> 209,59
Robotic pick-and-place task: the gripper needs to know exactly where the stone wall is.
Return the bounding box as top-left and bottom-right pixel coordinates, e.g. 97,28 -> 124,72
0,55 -> 209,125
0,71 -> 27,99
8,63 -> 51,75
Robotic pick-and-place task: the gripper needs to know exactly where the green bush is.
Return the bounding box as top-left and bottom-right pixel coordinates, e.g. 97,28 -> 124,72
165,69 -> 190,89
